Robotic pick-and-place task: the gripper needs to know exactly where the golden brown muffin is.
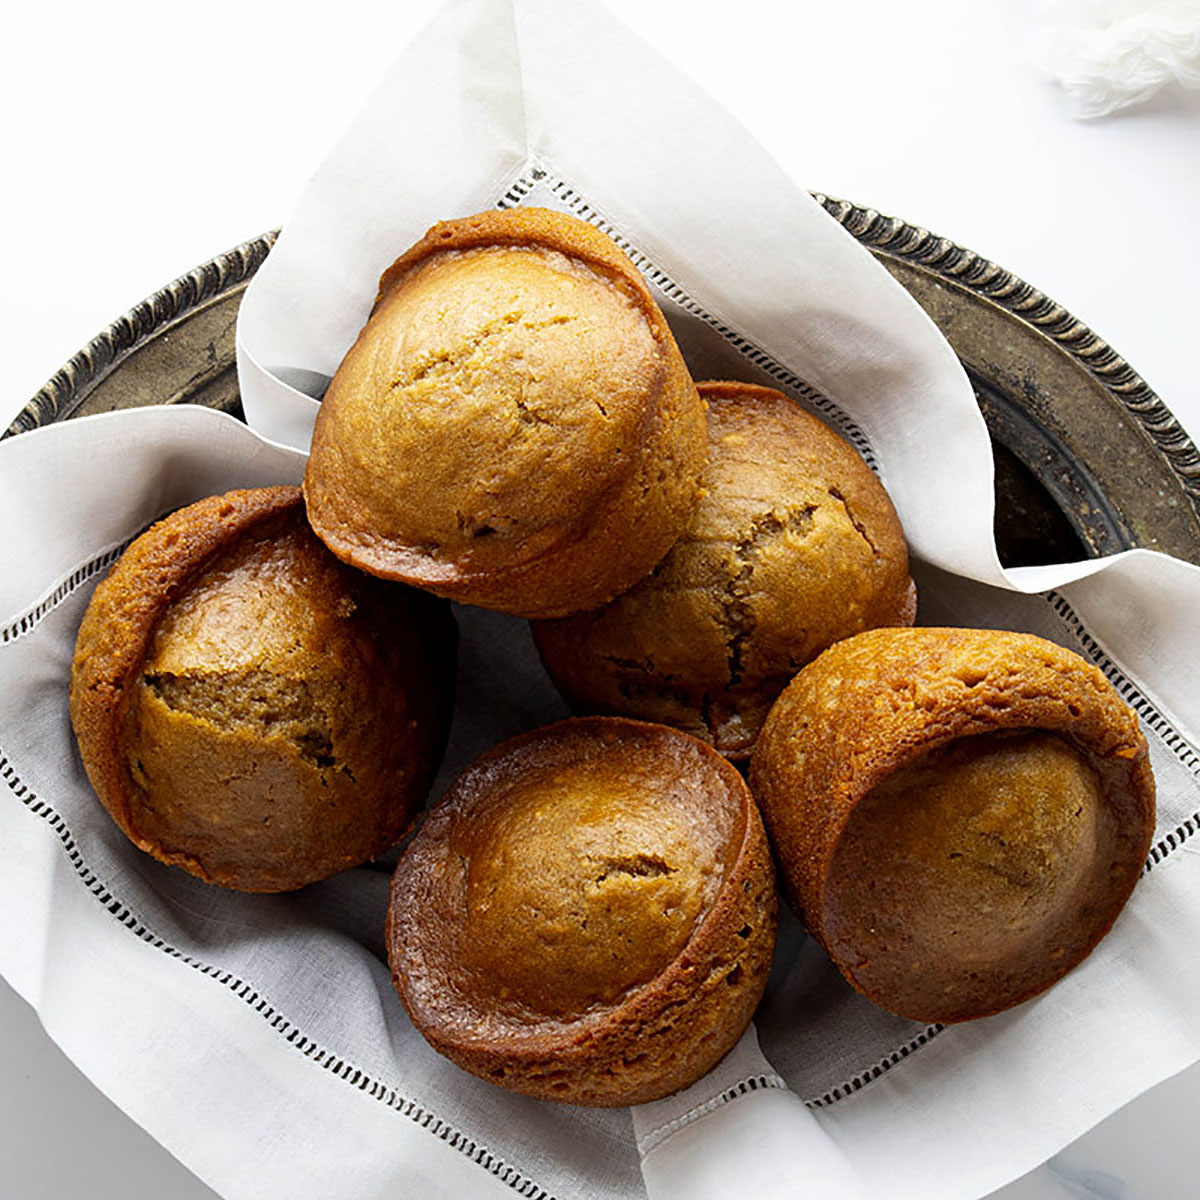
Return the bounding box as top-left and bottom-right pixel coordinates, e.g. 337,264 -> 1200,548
750,627 -> 1156,1023
387,717 -> 777,1106
532,381 -> 916,758
304,207 -> 707,619
69,487 -> 455,892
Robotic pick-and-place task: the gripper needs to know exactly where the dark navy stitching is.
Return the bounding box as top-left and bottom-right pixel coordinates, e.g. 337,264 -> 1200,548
808,586 -> 1200,1107
496,169 -> 541,207
544,180 -> 875,467
0,537 -> 556,1198
492,167 -> 1200,1112
1046,589 -> 1200,872
8,171 -> 1199,1142
493,166 -> 876,470
806,1025 -> 946,1108
0,748 -> 555,1200
0,542 -> 127,644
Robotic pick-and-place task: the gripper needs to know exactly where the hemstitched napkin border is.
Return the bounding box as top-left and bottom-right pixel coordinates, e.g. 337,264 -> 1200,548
0,537 -> 559,1200
7,176 -> 1199,1186
13,503 -> 1196,1191
494,164 -> 878,470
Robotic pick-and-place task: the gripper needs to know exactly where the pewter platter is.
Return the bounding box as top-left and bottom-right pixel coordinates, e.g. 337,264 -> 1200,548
8,200 -> 1200,570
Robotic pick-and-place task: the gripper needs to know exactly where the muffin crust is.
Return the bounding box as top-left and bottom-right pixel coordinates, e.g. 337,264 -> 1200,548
304,208 -> 707,618
387,717 -> 777,1106
533,381 -> 916,756
70,487 -> 455,892
750,627 -> 1155,1022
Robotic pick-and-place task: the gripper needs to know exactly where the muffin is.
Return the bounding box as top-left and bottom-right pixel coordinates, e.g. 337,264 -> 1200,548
69,486 -> 455,892
387,717 -> 777,1106
304,207 -> 707,618
750,627 -> 1156,1023
532,380 -> 916,757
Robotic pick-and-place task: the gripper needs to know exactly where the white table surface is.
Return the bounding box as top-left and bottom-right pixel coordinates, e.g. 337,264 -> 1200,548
2,1 -> 1198,1197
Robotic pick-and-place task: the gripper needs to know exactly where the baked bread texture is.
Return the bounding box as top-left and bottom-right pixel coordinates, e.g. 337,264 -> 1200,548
304,207 -> 707,618
533,380 -> 916,758
750,627 -> 1155,1023
69,486 -> 455,892
387,717 -> 777,1106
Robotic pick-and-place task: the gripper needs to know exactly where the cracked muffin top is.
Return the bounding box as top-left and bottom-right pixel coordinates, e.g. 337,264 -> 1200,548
69,486 -> 455,892
751,627 -> 1156,1023
532,380 -> 916,758
387,717 -> 777,1106
303,207 -> 706,618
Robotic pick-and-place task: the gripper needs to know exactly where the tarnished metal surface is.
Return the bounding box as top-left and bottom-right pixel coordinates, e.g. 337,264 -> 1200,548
6,233 -> 275,435
816,196 -> 1200,564
8,205 -> 1199,569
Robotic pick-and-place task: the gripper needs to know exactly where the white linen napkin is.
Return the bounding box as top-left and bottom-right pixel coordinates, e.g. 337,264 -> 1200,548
3,1 -> 1200,1198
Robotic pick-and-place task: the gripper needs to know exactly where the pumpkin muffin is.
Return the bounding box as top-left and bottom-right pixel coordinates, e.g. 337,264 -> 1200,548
304,207 -> 707,619
387,717 -> 777,1106
533,381 -> 916,758
750,627 -> 1156,1023
69,486 -> 455,892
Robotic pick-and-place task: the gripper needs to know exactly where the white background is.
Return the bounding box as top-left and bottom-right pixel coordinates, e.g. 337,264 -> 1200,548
2,1 -> 1198,1196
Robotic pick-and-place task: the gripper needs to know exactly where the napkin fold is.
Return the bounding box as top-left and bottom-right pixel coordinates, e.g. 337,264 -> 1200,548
4,1 -> 1200,1199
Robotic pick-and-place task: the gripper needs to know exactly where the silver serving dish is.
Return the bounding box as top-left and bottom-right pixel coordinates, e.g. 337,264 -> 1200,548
7,201 -> 1200,569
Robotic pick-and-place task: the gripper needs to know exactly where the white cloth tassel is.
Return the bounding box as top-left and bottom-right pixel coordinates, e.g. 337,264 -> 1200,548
1036,0 -> 1200,118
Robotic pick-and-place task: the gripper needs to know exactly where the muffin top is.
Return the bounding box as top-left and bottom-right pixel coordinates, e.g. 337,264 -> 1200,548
751,626 -> 1156,1022
393,718 -> 742,1031
453,732 -> 731,1020
533,381 -> 915,756
388,717 -> 777,1105
304,208 -> 705,615
69,487 -> 454,891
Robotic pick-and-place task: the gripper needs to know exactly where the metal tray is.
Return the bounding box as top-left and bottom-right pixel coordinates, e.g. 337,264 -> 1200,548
8,201 -> 1200,569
